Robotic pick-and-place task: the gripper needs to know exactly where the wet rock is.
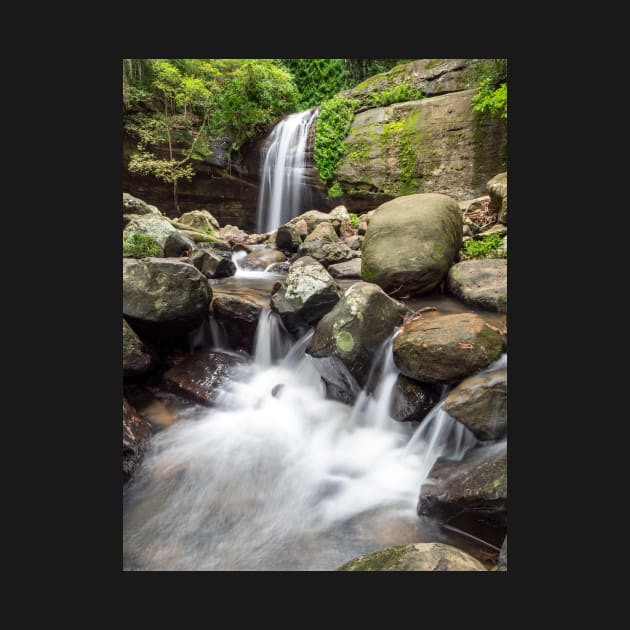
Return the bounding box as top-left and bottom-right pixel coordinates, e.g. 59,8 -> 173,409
307,282 -> 407,397
447,259 -> 507,313
418,441 -> 507,526
393,310 -> 504,383
327,258 -> 362,279
337,542 -> 486,571
276,223 -> 303,253
361,193 -> 462,296
297,240 -> 361,268
211,292 -> 266,353
123,318 -> 156,379
240,247 -> 286,271
189,248 -> 236,279
270,256 -> 342,335
123,398 -> 152,484
162,350 -> 247,406
389,375 -> 439,422
271,384 -> 284,398
441,368 -> 507,440
266,262 -> 290,274
164,231 -> 196,257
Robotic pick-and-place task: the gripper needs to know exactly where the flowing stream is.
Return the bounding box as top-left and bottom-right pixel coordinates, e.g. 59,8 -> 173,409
123,303 -> 504,571
256,108 -> 319,233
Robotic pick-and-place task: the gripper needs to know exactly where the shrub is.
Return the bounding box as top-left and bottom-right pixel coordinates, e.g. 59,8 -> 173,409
463,232 -> 506,259
123,233 -> 160,257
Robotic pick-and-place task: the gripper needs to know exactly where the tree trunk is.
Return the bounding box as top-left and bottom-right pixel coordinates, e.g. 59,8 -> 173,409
173,180 -> 181,215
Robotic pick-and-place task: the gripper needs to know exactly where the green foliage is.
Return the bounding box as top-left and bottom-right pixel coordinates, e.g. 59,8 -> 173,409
327,182 -> 343,199
281,59 -> 349,109
313,96 -> 358,186
368,83 -> 423,107
463,232 -> 506,259
344,59 -> 412,86
380,112 -> 420,195
471,59 -> 507,120
123,233 -> 160,257
348,212 -> 360,228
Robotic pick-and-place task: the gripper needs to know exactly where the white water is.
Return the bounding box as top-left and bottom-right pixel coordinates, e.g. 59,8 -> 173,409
123,312 -> 486,571
256,108 -> 319,234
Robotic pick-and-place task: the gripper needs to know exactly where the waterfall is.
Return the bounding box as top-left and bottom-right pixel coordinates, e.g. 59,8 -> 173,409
123,318 -> 489,571
256,108 -> 319,234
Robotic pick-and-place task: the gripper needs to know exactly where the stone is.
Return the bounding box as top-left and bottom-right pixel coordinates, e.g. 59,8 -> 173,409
418,441 -> 507,526
163,231 -> 196,257
297,240 -> 360,268
447,259 -> 507,313
190,248 -> 236,279
270,256 -> 342,335
304,221 -> 339,243
487,172 -> 507,224
307,282 -> 407,397
327,258 -> 362,279
123,192 -> 161,217
276,223 -> 303,253
240,248 -> 286,271
390,375 -> 439,422
328,205 -> 351,224
123,398 -> 151,484
123,214 -> 178,256
178,209 -> 220,231
216,224 -> 250,244
266,262 -> 290,274
337,542 -> 486,571
123,318 -> 156,379
442,368 -> 507,441
211,292 -> 266,353
289,210 -> 336,233
361,193 -> 462,296
123,258 -> 212,337
162,350 -> 247,406
393,310 -> 504,383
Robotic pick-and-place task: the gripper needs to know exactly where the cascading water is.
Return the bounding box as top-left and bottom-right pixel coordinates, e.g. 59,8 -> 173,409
123,309 -> 494,571
256,108 -> 319,234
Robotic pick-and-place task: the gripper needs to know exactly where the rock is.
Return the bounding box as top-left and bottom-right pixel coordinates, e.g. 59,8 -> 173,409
266,262 -> 290,274
123,398 -> 151,484
393,310 -> 504,383
358,221 -> 368,236
476,223 -> 507,239
178,209 -> 220,231
211,292 -> 266,353
390,375 -> 439,422
123,258 -> 212,337
198,240 -> 232,255
271,384 -> 284,398
418,441 -> 507,526
442,368 -> 507,441
304,221 -> 339,243
361,193 -> 462,296
349,238 -> 362,251
337,542 -> 486,571
446,259 -> 507,313
327,258 -> 362,279
162,350 -> 247,406
498,536 -> 507,571
270,256 -> 342,335
163,231 -> 196,257
240,247 -> 286,271
123,214 -> 178,256
276,223 -> 303,253
297,240 -> 360,268
487,172 -> 507,224
292,219 -> 308,238
189,248 -> 236,279
123,318 -> 156,379
216,224 -> 250,244
336,88 -> 507,211
289,210 -> 335,233
328,205 -> 351,225
462,224 -> 472,237
307,282 -> 407,397
123,192 -> 161,217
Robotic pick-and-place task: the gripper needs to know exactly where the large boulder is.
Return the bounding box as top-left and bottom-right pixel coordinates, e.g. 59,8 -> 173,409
123,258 -> 212,337
189,248 -> 236,279
304,221 -> 339,243
178,209 -> 220,231
123,214 -> 179,257
123,192 -> 161,217
297,240 -> 360,268
162,350 -> 247,406
307,282 -> 407,398
275,223 -> 303,253
327,258 -> 362,279
270,257 -> 342,335
123,398 -> 152,484
446,259 -> 507,313
240,247 -> 286,271
289,210 -> 337,234
361,193 -> 462,296
441,368 -> 507,441
487,172 -> 507,224
211,292 -> 266,353
337,542 -> 486,571
418,441 -> 507,526
163,231 -> 195,257
389,375 -> 439,422
123,318 -> 156,379
393,310 -> 504,383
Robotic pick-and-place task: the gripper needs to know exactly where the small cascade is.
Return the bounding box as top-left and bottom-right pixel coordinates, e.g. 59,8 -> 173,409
256,108 -> 319,233
187,317 -> 211,352
253,309 -> 292,367
208,315 -> 226,350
